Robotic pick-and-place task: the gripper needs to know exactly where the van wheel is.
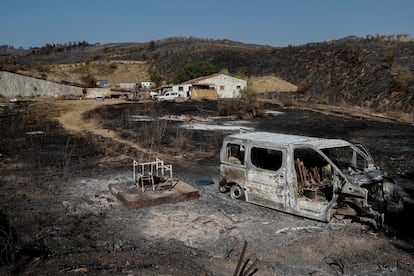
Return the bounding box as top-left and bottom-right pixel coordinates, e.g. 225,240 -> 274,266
230,185 -> 244,200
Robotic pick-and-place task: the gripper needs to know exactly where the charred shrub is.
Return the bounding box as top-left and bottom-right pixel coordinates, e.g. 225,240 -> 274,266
169,128 -> 192,154
218,88 -> 267,119
218,99 -> 267,119
0,213 -> 16,267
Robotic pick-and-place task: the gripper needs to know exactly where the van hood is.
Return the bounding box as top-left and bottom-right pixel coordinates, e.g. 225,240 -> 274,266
345,168 -> 386,186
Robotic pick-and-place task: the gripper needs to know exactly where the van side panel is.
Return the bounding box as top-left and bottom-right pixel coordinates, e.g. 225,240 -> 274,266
244,147 -> 287,210
245,167 -> 286,210
220,164 -> 245,187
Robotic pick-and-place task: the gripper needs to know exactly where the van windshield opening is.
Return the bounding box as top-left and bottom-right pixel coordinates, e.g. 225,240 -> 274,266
321,146 -> 367,172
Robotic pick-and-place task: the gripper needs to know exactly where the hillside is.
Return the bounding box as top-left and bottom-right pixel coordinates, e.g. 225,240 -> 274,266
1,36 -> 413,114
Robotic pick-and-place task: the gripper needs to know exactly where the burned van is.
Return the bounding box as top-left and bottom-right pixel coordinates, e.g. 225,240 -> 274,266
219,132 -> 402,228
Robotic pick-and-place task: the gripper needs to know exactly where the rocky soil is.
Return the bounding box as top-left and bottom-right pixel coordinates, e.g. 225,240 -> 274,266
1,99 -> 414,275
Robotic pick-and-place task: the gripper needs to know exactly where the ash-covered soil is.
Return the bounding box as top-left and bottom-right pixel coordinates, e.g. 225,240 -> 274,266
1,100 -> 413,275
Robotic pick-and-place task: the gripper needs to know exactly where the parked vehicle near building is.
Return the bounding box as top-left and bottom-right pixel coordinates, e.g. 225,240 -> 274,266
219,132 -> 402,228
157,91 -> 180,101
95,95 -> 104,102
150,91 -> 161,100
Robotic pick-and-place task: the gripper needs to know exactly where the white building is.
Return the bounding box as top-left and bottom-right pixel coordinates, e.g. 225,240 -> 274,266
140,82 -> 156,89
183,73 -> 247,98
116,83 -> 136,90
172,83 -> 192,97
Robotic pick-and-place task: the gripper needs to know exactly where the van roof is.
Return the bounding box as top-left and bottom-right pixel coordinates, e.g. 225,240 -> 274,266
225,132 -> 351,149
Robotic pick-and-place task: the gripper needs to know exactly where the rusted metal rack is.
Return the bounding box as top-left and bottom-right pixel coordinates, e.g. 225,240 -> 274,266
133,158 -> 173,192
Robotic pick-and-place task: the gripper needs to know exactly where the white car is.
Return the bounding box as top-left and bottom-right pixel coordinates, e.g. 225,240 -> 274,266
157,91 -> 180,101
150,91 -> 161,100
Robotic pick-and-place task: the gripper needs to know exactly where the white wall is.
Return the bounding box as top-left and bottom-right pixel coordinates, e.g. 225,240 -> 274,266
117,83 -> 136,90
141,82 -> 155,89
0,71 -> 83,98
197,74 -> 246,98
172,84 -> 192,92
85,88 -> 112,99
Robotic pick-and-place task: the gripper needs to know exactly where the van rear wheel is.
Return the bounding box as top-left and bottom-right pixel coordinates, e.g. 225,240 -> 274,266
230,185 -> 244,200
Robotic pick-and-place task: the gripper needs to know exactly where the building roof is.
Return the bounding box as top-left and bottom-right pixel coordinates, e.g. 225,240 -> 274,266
181,73 -> 219,84
182,73 -> 244,85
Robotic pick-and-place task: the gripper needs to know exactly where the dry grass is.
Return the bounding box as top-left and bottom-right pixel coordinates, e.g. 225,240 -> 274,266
249,76 -> 297,93
46,61 -> 150,86
169,129 -> 192,153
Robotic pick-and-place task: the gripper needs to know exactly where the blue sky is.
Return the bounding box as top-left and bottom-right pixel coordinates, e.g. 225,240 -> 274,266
1,0 -> 413,48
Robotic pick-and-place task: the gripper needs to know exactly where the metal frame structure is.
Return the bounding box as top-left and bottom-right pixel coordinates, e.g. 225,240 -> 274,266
133,158 -> 173,192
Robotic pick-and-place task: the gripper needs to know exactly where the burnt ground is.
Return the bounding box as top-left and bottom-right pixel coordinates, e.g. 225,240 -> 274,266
0,99 -> 414,275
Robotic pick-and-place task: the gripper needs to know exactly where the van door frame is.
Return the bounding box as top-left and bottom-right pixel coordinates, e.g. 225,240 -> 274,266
244,145 -> 288,211
220,141 -> 247,191
291,145 -> 342,220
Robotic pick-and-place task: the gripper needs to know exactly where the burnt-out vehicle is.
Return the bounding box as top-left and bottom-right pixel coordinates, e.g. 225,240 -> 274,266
218,132 -> 402,228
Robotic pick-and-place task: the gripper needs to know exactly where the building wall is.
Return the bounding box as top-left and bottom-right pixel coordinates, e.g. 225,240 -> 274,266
197,74 -> 247,98
172,84 -> 192,93
116,83 -> 136,90
191,89 -> 218,100
85,88 -> 112,99
0,71 -> 83,98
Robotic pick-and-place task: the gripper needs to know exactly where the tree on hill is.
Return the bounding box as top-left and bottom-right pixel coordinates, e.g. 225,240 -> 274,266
32,41 -> 91,55
148,67 -> 164,87
169,61 -> 216,83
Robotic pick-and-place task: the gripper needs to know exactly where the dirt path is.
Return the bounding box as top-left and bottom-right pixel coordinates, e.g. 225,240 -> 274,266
54,99 -> 119,132
53,99 -> 175,161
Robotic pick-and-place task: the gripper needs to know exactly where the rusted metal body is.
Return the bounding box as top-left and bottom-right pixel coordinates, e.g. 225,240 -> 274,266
219,132 -> 402,227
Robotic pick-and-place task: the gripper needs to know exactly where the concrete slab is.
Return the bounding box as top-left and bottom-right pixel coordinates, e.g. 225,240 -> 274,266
109,180 -> 199,209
